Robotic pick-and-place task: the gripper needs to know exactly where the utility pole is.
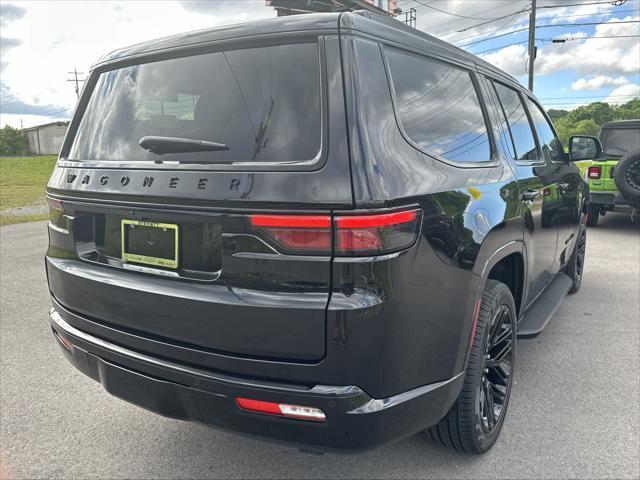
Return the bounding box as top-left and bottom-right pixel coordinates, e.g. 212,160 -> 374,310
67,67 -> 84,100
527,0 -> 537,92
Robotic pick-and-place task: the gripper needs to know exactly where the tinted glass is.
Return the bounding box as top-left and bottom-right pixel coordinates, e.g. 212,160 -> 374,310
525,97 -> 564,162
68,43 -> 321,164
494,83 -> 538,161
600,127 -> 640,156
386,49 -> 491,163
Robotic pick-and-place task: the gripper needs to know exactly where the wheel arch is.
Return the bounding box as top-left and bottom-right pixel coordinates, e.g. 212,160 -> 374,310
474,240 -> 527,318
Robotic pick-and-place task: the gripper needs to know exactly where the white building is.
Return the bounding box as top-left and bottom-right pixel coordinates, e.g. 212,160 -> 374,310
22,121 -> 69,155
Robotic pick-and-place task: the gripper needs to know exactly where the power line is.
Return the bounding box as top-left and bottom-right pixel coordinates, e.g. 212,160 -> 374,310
457,6 -> 531,32
540,7 -> 638,19
539,94 -> 639,99
410,0 -> 503,20
475,40 -> 530,53
460,19 -> 640,47
537,0 -> 633,8
466,5 -> 639,39
473,33 -> 640,53
546,34 -> 640,41
66,67 -> 85,100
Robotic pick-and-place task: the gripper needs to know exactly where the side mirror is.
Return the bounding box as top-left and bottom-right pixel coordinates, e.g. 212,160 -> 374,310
569,135 -> 602,161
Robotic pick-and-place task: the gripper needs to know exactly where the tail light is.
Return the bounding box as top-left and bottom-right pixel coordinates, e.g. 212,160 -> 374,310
235,397 -> 326,422
248,208 -> 421,256
334,209 -> 421,255
587,166 -> 601,179
248,214 -> 332,254
47,196 -> 67,230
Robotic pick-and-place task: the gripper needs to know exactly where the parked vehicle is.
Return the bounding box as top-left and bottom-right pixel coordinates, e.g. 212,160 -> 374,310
46,11 -> 594,454
579,120 -> 640,226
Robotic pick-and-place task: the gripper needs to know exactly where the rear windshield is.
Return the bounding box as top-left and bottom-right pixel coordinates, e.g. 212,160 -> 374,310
600,127 -> 640,156
67,42 -> 321,164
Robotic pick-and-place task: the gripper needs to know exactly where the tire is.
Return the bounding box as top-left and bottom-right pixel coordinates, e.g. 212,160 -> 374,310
613,150 -> 640,204
427,280 -> 516,454
566,220 -> 587,294
586,204 -> 600,227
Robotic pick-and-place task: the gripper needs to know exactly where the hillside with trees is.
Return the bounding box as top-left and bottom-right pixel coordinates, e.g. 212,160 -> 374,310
548,98 -> 639,147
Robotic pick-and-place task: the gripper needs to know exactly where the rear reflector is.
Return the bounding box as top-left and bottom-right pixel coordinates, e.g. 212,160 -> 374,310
588,166 -> 601,179
235,397 -> 326,422
53,330 -> 74,351
248,208 -> 421,256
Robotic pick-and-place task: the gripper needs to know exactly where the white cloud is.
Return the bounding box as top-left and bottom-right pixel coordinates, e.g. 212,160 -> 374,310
478,15 -> 640,81
0,1 -> 273,128
536,16 -> 640,76
571,76 -> 629,91
479,44 -> 528,76
605,83 -> 640,103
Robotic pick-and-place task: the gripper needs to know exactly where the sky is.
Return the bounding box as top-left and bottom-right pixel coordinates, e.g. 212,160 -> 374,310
0,0 -> 638,128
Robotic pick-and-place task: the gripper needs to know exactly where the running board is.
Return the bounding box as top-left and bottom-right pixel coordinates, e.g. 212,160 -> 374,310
517,273 -> 573,338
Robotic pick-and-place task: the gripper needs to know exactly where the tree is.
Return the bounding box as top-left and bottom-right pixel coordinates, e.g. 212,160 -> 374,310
0,125 -> 30,155
615,98 -> 640,120
547,98 -> 639,147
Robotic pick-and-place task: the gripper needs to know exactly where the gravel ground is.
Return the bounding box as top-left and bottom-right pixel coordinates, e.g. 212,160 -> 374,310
0,200 -> 47,218
1,214 -> 639,479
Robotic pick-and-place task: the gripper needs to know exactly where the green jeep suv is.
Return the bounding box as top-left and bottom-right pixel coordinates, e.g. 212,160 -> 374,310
585,120 -> 640,226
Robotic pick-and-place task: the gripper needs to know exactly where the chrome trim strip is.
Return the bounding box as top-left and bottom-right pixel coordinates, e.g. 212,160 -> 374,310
347,371 -> 465,414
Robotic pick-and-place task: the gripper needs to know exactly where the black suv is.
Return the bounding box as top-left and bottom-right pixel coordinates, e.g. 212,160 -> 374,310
46,11 -> 592,454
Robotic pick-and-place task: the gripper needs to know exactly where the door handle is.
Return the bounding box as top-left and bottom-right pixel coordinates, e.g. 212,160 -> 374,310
558,182 -> 570,190
521,189 -> 540,201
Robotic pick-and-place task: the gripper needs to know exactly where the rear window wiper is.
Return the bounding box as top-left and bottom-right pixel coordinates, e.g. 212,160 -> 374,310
139,136 -> 230,155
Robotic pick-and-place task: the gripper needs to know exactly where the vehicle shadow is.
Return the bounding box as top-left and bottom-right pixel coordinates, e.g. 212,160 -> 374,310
593,210 -> 640,232
148,419 -> 489,480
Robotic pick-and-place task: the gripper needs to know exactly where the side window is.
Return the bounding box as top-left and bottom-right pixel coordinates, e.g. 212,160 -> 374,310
493,82 -> 539,162
524,97 -> 565,162
385,48 -> 492,163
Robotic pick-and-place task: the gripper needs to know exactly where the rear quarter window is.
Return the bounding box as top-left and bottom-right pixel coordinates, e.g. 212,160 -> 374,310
493,83 -> 539,162
67,42 -> 322,165
600,128 -> 640,156
385,48 -> 492,164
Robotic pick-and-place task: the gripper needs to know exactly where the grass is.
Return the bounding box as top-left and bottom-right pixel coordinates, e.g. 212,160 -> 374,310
0,155 -> 57,225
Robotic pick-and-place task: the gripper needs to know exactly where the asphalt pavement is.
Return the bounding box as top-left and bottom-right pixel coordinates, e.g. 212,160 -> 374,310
1,214 -> 639,479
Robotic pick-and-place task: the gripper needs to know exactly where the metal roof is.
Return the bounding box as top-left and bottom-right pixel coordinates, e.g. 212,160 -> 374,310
21,121 -> 69,132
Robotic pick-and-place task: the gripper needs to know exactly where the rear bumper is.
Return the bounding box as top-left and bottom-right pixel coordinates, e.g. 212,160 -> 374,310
590,191 -> 636,207
49,306 -> 464,452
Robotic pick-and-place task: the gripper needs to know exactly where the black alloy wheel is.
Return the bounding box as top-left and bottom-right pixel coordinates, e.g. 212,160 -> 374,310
567,220 -> 587,294
479,304 -> 514,433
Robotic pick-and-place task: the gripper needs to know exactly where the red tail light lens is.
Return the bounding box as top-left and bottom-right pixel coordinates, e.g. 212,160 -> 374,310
248,214 -> 331,254
235,397 -> 326,422
47,196 -> 66,229
588,166 -> 601,179
248,208 -> 421,256
335,209 -> 421,256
